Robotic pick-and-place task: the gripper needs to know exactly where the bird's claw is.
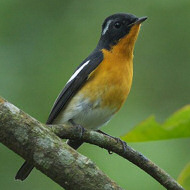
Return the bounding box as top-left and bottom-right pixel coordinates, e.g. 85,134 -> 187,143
114,137 -> 127,153
107,138 -> 127,154
96,130 -> 127,154
69,119 -> 85,139
76,124 -> 85,139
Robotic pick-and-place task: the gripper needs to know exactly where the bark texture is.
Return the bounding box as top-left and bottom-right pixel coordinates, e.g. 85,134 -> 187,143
0,97 -> 123,190
0,96 -> 184,190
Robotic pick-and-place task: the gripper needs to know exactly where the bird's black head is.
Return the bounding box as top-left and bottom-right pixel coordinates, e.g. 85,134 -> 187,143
97,13 -> 147,50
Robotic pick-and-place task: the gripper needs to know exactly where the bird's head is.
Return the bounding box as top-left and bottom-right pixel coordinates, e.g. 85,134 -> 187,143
97,13 -> 147,54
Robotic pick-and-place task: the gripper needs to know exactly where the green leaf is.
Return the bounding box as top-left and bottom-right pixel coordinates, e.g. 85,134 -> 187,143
121,105 -> 190,142
178,162 -> 190,190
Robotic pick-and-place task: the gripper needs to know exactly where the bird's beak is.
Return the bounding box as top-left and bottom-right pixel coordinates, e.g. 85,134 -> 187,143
128,16 -> 148,27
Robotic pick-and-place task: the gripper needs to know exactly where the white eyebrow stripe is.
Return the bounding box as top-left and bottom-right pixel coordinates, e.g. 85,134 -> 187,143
102,20 -> 112,35
67,60 -> 90,84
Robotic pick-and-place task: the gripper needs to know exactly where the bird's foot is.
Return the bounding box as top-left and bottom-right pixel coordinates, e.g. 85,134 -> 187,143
113,137 -> 127,153
97,130 -> 127,154
69,119 -> 85,139
76,124 -> 85,139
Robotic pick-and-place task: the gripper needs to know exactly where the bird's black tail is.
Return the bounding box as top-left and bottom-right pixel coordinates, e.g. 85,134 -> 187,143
15,161 -> 34,181
15,140 -> 83,181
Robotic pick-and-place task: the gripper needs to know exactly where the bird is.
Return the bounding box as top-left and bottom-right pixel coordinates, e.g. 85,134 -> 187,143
15,13 -> 147,181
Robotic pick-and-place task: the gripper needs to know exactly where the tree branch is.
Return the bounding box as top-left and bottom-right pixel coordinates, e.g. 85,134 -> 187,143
0,97 -> 123,190
0,96 -> 184,190
50,125 -> 184,190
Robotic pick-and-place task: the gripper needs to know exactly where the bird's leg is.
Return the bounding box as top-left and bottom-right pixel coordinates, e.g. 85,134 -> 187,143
97,130 -> 127,154
69,119 -> 85,139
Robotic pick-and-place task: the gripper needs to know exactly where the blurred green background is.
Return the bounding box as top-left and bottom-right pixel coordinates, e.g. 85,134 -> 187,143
0,0 -> 190,189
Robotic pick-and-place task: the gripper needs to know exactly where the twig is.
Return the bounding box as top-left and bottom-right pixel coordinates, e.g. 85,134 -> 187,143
50,124 -> 184,190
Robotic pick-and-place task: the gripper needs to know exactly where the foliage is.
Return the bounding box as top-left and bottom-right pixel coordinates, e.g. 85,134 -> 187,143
121,105 -> 190,142
178,163 -> 190,190
122,105 -> 190,190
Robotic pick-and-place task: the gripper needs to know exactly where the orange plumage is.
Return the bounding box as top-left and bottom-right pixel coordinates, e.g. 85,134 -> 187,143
80,24 -> 141,112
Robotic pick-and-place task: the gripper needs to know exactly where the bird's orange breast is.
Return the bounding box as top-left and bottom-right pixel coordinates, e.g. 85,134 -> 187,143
79,48 -> 133,112
79,24 -> 140,113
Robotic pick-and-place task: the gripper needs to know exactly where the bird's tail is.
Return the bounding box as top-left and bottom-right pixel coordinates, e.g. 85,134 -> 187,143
15,140 -> 83,181
66,139 -> 83,150
15,161 -> 34,181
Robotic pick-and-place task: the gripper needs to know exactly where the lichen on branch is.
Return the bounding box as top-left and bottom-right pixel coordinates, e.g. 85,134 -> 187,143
0,97 -> 123,190
0,96 -> 184,190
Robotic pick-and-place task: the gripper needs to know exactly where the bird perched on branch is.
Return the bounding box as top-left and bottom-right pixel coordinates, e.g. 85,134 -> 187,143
15,13 -> 147,180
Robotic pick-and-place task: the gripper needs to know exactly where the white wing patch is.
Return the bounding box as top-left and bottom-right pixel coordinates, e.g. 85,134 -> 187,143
102,20 -> 112,35
67,60 -> 90,84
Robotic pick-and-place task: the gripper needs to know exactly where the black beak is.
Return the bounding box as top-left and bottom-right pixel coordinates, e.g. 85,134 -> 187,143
128,16 -> 148,27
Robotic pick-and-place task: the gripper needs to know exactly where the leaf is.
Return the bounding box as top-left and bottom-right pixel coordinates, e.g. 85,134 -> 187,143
121,105 -> 190,142
178,162 -> 190,189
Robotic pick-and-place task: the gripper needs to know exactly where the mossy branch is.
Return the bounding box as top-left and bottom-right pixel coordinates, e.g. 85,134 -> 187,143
0,97 -> 123,190
0,96 -> 184,190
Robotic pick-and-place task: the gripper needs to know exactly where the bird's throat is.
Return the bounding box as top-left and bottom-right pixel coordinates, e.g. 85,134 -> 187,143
111,24 -> 141,59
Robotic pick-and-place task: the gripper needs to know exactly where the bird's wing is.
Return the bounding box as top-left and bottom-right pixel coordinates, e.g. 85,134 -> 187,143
46,50 -> 103,124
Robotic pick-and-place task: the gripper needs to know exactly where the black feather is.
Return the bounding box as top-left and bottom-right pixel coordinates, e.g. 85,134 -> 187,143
46,49 -> 103,124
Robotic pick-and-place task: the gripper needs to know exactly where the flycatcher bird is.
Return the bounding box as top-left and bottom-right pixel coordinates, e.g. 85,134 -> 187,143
15,13 -> 147,180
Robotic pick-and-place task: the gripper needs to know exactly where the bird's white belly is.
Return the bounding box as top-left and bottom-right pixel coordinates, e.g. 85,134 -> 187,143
53,94 -> 116,129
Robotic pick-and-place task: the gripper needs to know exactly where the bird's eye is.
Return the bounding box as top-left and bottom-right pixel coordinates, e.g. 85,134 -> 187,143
114,22 -> 121,29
